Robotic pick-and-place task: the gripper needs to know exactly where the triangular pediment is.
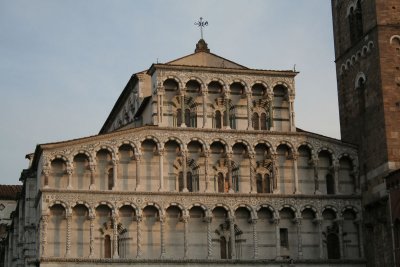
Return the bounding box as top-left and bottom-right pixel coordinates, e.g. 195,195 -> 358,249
167,51 -> 247,69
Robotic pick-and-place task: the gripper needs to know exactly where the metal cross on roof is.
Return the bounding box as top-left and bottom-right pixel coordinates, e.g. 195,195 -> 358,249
194,17 -> 208,40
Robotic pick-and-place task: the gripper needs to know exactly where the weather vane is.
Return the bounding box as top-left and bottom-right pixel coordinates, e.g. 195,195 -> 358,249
194,17 -> 208,39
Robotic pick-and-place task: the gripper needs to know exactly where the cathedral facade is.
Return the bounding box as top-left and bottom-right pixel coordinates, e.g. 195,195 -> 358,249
3,39 -> 365,266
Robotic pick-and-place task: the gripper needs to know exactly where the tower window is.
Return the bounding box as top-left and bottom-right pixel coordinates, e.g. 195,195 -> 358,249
349,0 -> 363,44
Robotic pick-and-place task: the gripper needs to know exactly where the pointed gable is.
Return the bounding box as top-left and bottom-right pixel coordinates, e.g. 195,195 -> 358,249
166,39 -> 247,69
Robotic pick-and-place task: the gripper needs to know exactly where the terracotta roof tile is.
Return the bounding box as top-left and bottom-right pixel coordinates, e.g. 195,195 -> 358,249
0,185 -> 22,200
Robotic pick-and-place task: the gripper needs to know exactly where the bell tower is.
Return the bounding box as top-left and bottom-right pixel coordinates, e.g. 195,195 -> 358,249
331,0 -> 400,266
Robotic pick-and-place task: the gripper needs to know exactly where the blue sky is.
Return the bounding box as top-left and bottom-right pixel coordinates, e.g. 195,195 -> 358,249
0,0 -> 339,184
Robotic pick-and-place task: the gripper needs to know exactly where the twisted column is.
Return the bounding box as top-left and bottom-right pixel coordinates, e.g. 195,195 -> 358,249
89,163 -> 96,190
160,215 -> 166,258
65,213 -> 72,257
159,149 -> 165,191
66,166 -> 73,189
182,215 -> 189,259
249,153 -> 256,193
136,215 -> 143,259
251,219 -> 258,259
112,214 -> 119,259
205,216 -> 213,259
41,215 -> 49,257
246,91 -> 253,130
135,154 -> 141,191
89,213 -> 95,258
228,217 -> 236,259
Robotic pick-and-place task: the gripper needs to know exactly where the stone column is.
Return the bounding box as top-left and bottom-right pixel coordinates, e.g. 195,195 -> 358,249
112,214 -> 119,259
182,215 -> 189,259
182,151 -> 188,192
160,215 -> 166,258
315,218 -> 324,259
311,157 -> 321,194
268,93 -> 274,130
42,167 -> 50,189
355,219 -> 364,258
180,93 -> 186,127
295,218 -> 303,259
204,151 -> 211,192
227,153 -> 234,193
251,219 -> 258,259
41,215 -> 49,257
159,149 -> 165,191
289,97 -> 295,131
336,219 -> 344,258
136,215 -> 143,259
249,153 -> 256,193
65,212 -> 72,257
205,216 -> 213,259
89,163 -> 96,190
225,95 -> 230,129
112,159 -> 118,190
246,91 -> 253,130
228,217 -> 236,259
202,91 -> 208,128
333,159 -> 340,194
159,91 -> 164,125
135,154 -> 141,191
89,213 -> 95,258
272,154 -> 280,194
66,166 -> 73,189
292,152 -> 300,194
274,218 -> 281,259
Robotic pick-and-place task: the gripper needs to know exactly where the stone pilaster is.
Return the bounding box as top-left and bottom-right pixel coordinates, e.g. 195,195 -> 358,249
182,215 -> 189,259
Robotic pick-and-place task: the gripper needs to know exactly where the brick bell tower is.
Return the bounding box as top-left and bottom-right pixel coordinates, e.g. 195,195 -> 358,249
331,0 -> 400,266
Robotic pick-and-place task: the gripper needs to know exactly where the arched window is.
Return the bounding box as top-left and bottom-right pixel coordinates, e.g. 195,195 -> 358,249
185,108 -> 191,127
349,1 -> 363,44
178,171 -> 184,192
220,236 -> 227,259
253,113 -> 259,130
327,233 -> 340,259
177,109 -> 182,127
108,169 -> 113,190
104,235 -> 111,258
187,171 -> 193,192
218,172 -> 225,193
326,174 -> 335,195
215,110 -> 222,129
260,113 -> 267,130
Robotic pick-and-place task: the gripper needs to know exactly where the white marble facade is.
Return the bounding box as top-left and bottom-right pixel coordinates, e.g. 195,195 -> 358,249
5,40 -> 365,266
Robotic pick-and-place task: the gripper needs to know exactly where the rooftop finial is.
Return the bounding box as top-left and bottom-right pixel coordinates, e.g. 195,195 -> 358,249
194,17 -> 208,40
